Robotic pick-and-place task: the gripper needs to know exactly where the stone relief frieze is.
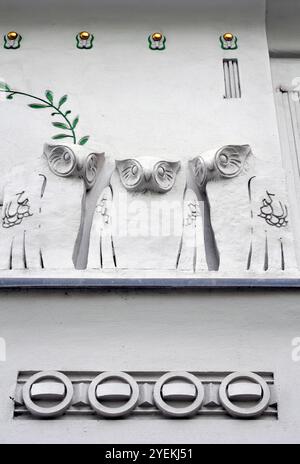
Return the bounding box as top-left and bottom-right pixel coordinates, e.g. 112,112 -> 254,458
87,146 -> 257,272
0,140 -> 297,276
0,79 -> 296,278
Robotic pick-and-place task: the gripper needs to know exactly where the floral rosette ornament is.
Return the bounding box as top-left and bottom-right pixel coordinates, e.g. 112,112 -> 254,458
148,32 -> 166,50
4,31 -> 22,49
76,31 -> 94,49
220,32 -> 238,50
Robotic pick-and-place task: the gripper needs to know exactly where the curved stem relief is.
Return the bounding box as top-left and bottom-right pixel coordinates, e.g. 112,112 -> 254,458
0,83 -> 89,146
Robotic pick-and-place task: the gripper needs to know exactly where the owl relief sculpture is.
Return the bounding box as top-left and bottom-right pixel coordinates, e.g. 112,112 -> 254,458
189,144 -> 296,273
0,140 -> 295,275
189,144 -> 251,272
88,156 -> 206,271
0,142 -> 104,270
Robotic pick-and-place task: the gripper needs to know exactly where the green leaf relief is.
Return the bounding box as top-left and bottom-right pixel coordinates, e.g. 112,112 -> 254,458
58,95 -> 68,108
0,82 -> 11,91
72,116 -> 79,129
78,135 -> 89,145
28,103 -> 49,109
45,90 -> 54,103
52,133 -> 73,140
52,121 -> 70,130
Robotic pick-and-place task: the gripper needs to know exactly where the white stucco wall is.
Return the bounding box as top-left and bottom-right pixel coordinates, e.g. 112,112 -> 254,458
0,0 -> 294,278
0,288 -> 300,443
0,0 -> 299,444
0,0 -> 283,177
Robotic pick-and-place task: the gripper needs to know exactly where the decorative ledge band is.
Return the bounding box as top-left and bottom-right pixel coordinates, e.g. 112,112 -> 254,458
1,277 -> 300,288
13,370 -> 277,420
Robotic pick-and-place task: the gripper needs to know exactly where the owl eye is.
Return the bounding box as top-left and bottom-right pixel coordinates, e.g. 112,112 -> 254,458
214,146 -> 244,178
193,156 -> 207,187
131,164 -> 138,176
153,161 -> 178,192
47,146 -> 77,177
116,159 -> 143,190
157,166 -> 166,177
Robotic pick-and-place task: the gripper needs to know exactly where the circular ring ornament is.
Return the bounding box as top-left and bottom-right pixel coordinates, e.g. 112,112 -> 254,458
219,372 -> 271,419
22,371 -> 74,418
214,146 -> 243,178
88,371 -> 139,418
153,371 -> 204,418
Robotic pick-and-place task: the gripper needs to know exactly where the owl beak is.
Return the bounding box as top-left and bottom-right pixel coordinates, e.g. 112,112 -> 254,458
144,170 -> 152,182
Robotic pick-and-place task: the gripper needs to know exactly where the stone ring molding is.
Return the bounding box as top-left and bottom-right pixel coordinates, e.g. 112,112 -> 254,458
22,370 -> 74,418
87,371 -> 140,417
153,371 -> 205,417
14,370 -> 277,419
218,371 -> 271,418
